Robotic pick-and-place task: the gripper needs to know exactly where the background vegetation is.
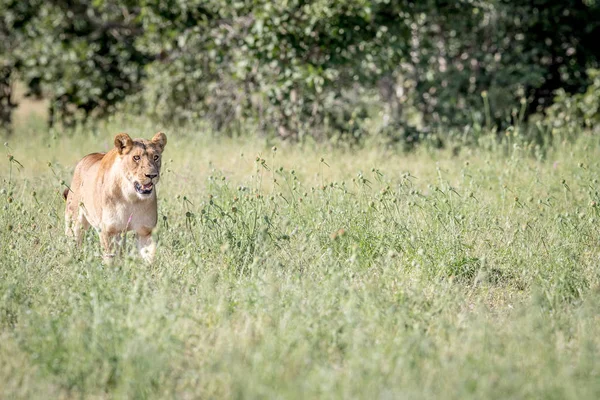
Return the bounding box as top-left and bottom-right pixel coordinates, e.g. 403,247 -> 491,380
1,0 -> 599,142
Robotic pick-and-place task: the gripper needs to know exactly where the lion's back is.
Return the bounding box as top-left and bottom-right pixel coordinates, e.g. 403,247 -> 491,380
70,152 -> 105,194
65,152 -> 106,220
76,153 -> 106,174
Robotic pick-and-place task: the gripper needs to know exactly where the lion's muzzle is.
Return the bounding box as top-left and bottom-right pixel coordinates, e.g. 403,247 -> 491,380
134,181 -> 154,195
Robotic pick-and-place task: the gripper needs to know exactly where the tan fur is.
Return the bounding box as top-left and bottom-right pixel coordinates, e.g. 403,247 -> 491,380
65,132 -> 167,263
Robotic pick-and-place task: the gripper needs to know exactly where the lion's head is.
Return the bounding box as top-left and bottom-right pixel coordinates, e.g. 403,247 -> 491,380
113,132 -> 167,199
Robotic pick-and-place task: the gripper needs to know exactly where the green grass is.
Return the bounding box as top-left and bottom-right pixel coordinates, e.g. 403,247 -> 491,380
1,119 -> 600,399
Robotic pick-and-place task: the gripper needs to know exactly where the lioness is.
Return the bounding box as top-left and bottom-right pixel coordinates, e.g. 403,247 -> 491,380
64,132 -> 167,263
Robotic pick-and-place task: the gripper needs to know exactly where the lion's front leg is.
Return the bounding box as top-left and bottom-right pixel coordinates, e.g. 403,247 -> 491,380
100,228 -> 119,264
137,228 -> 156,263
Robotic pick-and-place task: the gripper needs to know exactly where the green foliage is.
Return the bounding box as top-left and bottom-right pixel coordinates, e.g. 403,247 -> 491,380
2,0 -> 599,142
409,0 -> 600,129
542,69 -> 600,141
3,0 -> 149,125
133,0 -> 408,140
0,0 -> 39,132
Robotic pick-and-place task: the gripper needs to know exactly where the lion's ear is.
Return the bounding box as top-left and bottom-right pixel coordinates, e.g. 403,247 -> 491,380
114,133 -> 133,155
151,132 -> 167,152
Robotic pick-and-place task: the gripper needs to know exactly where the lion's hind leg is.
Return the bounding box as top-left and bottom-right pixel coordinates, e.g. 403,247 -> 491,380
73,210 -> 90,246
65,198 -> 90,247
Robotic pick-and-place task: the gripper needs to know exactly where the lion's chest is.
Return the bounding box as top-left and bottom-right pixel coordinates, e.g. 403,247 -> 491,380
102,200 -> 157,233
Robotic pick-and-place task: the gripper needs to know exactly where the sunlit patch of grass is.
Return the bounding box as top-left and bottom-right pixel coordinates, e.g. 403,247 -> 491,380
1,118 -> 600,398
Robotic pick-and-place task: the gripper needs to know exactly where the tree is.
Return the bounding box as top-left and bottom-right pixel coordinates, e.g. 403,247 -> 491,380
0,0 -> 41,134
134,0 -> 413,139
10,0 -> 150,126
406,0 -> 600,130
2,0 -> 598,143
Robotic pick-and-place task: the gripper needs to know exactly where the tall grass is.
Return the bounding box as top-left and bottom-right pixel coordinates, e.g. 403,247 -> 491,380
1,119 -> 600,399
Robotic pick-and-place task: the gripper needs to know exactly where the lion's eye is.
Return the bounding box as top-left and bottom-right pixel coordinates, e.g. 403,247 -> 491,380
154,155 -> 160,161
133,155 -> 140,162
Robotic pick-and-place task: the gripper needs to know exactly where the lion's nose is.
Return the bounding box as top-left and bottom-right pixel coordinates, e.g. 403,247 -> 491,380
146,173 -> 158,180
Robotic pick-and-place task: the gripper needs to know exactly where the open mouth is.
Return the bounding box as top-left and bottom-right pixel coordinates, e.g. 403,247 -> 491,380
134,181 -> 154,195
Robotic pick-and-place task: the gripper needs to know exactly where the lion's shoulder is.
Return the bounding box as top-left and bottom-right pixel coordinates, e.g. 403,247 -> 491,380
78,152 -> 106,170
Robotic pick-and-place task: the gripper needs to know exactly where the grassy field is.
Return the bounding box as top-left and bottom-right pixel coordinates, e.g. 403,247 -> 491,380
1,118 -> 600,399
